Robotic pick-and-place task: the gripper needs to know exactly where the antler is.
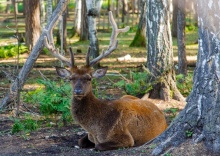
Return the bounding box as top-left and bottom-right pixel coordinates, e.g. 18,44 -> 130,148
88,11 -> 130,66
43,19 -> 74,68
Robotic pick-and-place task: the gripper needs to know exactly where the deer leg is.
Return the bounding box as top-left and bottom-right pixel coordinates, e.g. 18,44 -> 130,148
95,132 -> 134,151
78,134 -> 95,148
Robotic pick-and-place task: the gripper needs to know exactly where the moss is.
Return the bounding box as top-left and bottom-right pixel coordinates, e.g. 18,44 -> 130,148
129,29 -> 146,47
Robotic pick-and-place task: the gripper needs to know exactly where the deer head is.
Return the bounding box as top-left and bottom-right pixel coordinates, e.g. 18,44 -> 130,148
55,48 -> 108,100
44,11 -> 129,99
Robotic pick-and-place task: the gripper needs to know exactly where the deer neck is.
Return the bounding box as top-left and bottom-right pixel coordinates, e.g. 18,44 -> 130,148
72,91 -> 106,116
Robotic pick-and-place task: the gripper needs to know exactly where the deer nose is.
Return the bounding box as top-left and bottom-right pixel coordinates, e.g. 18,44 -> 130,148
74,89 -> 83,95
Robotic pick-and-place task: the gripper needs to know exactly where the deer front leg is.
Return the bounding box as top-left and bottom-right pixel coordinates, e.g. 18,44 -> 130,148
78,134 -> 95,148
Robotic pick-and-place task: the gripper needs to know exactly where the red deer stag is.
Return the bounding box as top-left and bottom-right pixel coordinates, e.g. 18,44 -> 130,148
44,11 -> 167,151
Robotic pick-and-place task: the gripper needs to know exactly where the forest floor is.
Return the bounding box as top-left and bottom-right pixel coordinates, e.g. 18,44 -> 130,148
0,52 -> 218,156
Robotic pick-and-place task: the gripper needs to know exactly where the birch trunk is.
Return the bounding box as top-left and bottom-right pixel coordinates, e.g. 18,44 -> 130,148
146,0 -> 184,101
85,0 -> 101,67
150,0 -> 220,155
73,0 -> 82,36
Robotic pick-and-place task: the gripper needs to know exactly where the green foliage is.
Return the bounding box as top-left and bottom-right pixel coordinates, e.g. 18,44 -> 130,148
164,107 -> 179,120
114,71 -> 152,97
41,47 -> 50,55
176,73 -> 193,97
11,115 -> 38,134
68,1 -> 75,10
185,130 -> 193,138
185,24 -> 196,32
0,44 -> 28,58
17,3 -> 24,12
11,119 -> 24,134
23,79 -> 72,124
128,25 -> 138,33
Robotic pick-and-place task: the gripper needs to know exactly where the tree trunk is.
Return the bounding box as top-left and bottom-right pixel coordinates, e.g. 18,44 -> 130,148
56,9 -> 67,53
79,0 -> 88,41
150,0 -> 220,155
5,0 -> 11,14
129,0 -> 146,47
47,0 -> 53,22
62,10 -> 67,52
122,0 -> 128,23
72,0 -> 82,37
25,0 -> 40,51
177,0 -> 187,76
0,0 -> 68,109
171,0 -> 178,37
23,0 -> 26,16
12,0 -> 18,14
86,0 -> 101,68
146,0 -> 184,101
40,0 -> 46,28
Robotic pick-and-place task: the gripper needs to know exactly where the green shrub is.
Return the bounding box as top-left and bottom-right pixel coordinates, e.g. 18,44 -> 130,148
176,73 -> 193,97
23,79 -> 72,124
114,71 -> 152,97
0,44 -> 28,58
11,115 -> 38,134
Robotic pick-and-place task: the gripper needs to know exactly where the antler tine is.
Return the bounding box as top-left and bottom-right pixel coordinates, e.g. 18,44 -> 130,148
89,11 -> 130,66
44,32 -> 72,68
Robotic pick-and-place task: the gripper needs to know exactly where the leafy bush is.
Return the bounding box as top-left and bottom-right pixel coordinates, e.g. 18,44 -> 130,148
114,71 -> 152,97
176,73 -> 193,97
11,115 -> 38,134
23,79 -> 72,124
0,44 -> 28,58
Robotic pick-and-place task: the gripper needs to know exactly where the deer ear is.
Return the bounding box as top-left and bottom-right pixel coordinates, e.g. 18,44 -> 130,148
92,67 -> 108,78
55,66 -> 71,78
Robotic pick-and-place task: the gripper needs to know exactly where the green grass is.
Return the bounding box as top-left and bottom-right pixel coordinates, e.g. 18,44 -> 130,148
0,44 -> 28,58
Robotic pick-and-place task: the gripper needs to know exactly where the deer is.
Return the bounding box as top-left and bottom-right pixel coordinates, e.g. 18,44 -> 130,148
44,11 -> 167,151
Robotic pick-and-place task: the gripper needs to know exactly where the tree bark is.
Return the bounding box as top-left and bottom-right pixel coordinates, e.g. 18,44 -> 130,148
0,0 -> 68,109
72,0 -> 82,37
79,0 -> 88,41
171,0 -> 178,37
129,0 -> 146,47
40,0 -> 46,28
25,0 -> 40,51
12,0 -> 18,14
122,0 -> 128,23
86,0 -> 101,68
47,0 -> 53,22
146,0 -> 184,101
150,0 -> 220,155
177,0 -> 187,76
56,9 -> 67,53
5,0 -> 11,14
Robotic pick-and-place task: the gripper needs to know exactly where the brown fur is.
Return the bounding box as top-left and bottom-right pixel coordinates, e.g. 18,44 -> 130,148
56,66 -> 167,151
